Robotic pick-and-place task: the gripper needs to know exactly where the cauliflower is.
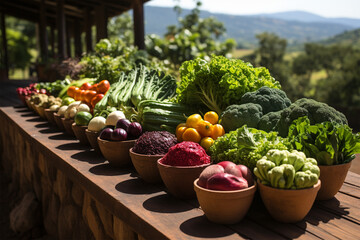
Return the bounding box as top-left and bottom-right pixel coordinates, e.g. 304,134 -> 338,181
240,86 -> 291,114
220,103 -> 263,132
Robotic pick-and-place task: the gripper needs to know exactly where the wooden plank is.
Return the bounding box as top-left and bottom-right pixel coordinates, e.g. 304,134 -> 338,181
339,183 -> 360,199
345,171 -> 360,187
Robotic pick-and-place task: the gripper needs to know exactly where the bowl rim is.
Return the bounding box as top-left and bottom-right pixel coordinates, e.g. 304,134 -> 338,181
194,178 -> 257,194
71,122 -> 88,129
97,136 -> 137,144
318,161 -> 352,167
129,147 -> 166,158
85,128 -> 99,134
256,179 -> 321,192
45,108 -> 57,113
157,158 -> 211,169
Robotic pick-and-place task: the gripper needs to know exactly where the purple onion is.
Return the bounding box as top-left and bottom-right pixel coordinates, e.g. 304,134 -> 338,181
111,128 -> 127,141
99,128 -> 113,141
128,122 -> 142,139
116,118 -> 131,132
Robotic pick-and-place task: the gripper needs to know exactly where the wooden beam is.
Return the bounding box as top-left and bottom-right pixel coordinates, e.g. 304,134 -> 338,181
95,3 -> 108,42
57,0 -> 67,59
39,0 -> 48,61
66,20 -> 72,58
133,0 -> 145,50
74,18 -> 82,57
84,7 -> 92,52
50,25 -> 55,57
0,12 -> 9,80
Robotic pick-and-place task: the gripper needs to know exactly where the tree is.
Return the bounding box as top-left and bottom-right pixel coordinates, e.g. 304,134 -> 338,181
108,12 -> 134,44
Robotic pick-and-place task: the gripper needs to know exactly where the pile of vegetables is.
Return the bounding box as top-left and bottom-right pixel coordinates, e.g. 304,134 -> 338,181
132,131 -> 177,155
35,79 -> 71,97
254,149 -> 320,189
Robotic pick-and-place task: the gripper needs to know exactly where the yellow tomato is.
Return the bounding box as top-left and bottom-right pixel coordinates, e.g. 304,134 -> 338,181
186,114 -> 202,128
176,126 -> 187,142
182,128 -> 202,143
176,123 -> 187,132
200,137 -> 214,151
211,124 -> 225,140
195,120 -> 213,137
204,111 -> 219,125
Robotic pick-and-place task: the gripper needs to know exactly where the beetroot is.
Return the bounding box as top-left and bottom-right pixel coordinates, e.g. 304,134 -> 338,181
132,131 -> 177,155
160,141 -> 211,166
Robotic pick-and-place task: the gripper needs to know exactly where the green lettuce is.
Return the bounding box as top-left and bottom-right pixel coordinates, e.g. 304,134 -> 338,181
176,55 -> 281,113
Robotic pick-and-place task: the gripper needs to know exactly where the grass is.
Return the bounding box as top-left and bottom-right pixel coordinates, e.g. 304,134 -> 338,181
232,49 -> 254,58
9,69 -> 30,80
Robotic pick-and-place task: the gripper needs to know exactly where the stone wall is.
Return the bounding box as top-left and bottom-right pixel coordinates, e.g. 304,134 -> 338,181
0,115 -> 145,240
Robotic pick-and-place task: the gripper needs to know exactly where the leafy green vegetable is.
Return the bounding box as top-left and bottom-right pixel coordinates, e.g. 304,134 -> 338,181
209,125 -> 292,170
288,116 -> 360,165
176,55 -> 281,113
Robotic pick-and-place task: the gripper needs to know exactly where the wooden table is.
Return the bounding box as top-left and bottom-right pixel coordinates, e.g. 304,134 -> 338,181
1,106 -> 360,240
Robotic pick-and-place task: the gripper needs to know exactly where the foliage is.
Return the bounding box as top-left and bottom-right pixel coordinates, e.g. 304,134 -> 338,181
108,12 -> 134,44
176,55 -> 281,113
288,116 -> 360,165
146,1 -> 236,68
4,29 -> 32,70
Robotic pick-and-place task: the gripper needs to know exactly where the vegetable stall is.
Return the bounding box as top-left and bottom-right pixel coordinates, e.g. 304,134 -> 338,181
3,41 -> 360,239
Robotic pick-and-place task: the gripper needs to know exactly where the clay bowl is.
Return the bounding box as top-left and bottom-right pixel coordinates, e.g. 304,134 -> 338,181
44,109 -> 56,124
194,179 -> 257,224
97,137 -> 136,167
157,159 -> 211,199
35,105 -> 46,119
129,148 -> 164,183
72,123 -> 90,145
25,98 -> 33,110
257,179 -> 321,223
317,161 -> 352,200
85,129 -> 100,152
61,118 -> 75,136
53,113 -> 65,131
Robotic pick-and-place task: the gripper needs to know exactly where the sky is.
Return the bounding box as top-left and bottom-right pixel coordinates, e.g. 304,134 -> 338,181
146,0 -> 360,19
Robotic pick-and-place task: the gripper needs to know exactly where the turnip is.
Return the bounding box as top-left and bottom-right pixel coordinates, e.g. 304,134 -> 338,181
217,161 -> 237,169
224,164 -> 243,178
237,164 -> 254,186
198,165 -> 224,188
207,173 -> 248,191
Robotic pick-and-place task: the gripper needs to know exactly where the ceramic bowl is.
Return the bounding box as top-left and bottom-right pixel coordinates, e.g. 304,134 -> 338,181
72,123 -> 90,145
317,161 -> 352,200
194,179 -> 257,224
53,113 -> 65,130
257,179 -> 321,223
61,118 -> 75,136
35,105 -> 46,119
44,109 -> 56,124
85,129 -> 100,152
97,137 -> 136,167
129,148 -> 164,183
157,159 -> 210,199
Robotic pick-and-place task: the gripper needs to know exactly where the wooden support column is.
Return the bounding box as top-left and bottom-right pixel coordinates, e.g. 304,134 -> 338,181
50,25 -> 55,57
66,21 -> 72,58
0,12 -> 9,80
39,0 -> 48,61
133,0 -> 145,50
95,4 -> 107,42
74,19 -> 82,57
85,8 -> 92,52
57,0 -> 67,59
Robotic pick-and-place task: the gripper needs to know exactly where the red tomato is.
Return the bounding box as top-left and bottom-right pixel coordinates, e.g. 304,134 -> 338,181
90,83 -> 98,91
97,80 -> 110,94
91,94 -> 104,108
67,86 -> 79,98
79,90 -> 86,102
74,89 -> 82,101
84,90 -> 97,104
80,82 -> 92,90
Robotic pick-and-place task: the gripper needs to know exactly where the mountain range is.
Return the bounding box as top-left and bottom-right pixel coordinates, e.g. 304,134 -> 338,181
144,6 -> 360,48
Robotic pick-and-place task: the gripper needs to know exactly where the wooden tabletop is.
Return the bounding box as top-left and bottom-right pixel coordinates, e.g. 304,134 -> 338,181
1,106 -> 360,240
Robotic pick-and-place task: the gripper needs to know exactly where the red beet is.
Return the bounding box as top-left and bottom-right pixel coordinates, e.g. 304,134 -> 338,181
207,173 -> 248,191
198,165 -> 224,188
237,164 -> 254,186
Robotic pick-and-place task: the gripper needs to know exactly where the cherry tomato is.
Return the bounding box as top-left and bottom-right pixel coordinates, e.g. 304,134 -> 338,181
96,80 -> 110,94
74,89 -> 82,101
196,120 -> 213,137
90,83 -> 98,92
91,94 -> 104,108
79,90 -> 86,102
211,124 -> 225,140
84,90 -> 97,104
80,82 -> 92,90
67,86 -> 79,98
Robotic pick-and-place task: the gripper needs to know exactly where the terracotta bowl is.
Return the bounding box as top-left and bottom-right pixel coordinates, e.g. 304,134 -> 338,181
97,137 -> 136,167
157,159 -> 211,199
25,98 -> 33,110
85,129 -> 100,152
44,109 -> 56,124
194,179 -> 257,224
35,105 -> 46,119
72,123 -> 90,145
257,179 -> 321,223
129,148 -> 164,183
61,118 -> 75,136
53,113 -> 65,131
316,161 -> 352,200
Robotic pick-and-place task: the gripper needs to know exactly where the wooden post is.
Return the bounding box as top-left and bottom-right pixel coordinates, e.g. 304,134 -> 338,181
133,0 -> 145,50
39,0 -> 48,61
57,0 -> 67,59
95,4 -> 108,42
0,12 -> 9,80
85,8 -> 92,52
66,21 -> 72,58
50,25 -> 55,57
74,19 -> 82,57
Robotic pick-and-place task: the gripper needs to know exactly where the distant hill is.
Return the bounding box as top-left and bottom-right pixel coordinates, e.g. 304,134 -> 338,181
144,6 -> 359,48
320,28 -> 360,48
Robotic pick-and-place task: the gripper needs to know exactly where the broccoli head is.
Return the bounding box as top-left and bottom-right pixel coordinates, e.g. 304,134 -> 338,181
240,86 -> 291,114
277,98 -> 348,137
258,111 -> 282,132
220,103 -> 263,132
